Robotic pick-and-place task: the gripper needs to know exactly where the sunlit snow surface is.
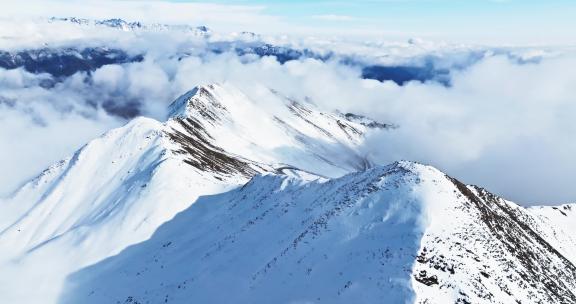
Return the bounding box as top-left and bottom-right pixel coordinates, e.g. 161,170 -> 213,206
61,162 -> 576,304
0,83 -> 381,303
1,83 -> 575,304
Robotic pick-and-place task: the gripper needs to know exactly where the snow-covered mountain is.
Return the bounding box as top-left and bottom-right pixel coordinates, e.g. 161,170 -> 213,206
49,17 -> 211,35
0,47 -> 142,78
0,83 -> 386,303
58,162 -> 576,304
0,83 -> 574,304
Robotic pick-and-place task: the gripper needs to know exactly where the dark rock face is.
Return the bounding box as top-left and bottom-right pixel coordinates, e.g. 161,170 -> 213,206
0,47 -> 143,77
168,117 -> 257,178
415,270 -> 439,286
361,65 -> 451,86
0,45 -> 450,86
432,177 -> 576,304
235,44 -> 330,64
343,113 -> 393,130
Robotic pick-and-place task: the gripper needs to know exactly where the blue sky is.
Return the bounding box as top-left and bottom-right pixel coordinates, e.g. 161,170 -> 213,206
3,0 -> 575,44
168,0 -> 575,22
163,0 -> 575,43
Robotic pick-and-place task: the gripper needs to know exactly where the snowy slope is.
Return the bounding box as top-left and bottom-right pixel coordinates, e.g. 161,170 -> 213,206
0,117 -> 246,303
167,83 -> 379,177
411,176 -> 576,303
61,161 -> 576,304
2,81 -> 575,304
528,204 -> 576,263
61,162 -> 429,304
0,83 -> 384,303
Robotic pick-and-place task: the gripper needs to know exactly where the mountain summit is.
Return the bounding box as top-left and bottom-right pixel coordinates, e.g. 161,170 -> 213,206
0,83 -> 574,304
0,83 -> 385,303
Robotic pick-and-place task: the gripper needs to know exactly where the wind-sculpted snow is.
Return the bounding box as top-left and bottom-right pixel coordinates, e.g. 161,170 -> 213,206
62,163 -> 425,304
61,162 -> 576,304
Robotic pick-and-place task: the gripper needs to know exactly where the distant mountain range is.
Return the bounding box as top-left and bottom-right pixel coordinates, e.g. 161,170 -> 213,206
0,17 -> 453,88
49,17 -> 211,34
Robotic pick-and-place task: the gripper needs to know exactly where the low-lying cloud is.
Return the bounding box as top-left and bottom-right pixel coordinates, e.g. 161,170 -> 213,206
0,22 -> 574,205
356,56 -> 576,205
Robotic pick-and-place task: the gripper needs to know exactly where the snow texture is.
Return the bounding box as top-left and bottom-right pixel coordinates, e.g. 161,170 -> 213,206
0,83 -> 383,303
1,83 -> 574,304
61,162 -> 576,304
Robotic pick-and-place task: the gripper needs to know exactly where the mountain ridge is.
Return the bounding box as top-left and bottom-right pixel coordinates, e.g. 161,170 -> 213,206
0,82 -> 385,303
61,161 -> 576,304
0,83 -> 574,304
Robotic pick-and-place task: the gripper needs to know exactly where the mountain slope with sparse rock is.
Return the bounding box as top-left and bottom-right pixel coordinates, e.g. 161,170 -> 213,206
0,82 -> 387,303
0,82 -> 574,304
60,161 -> 576,304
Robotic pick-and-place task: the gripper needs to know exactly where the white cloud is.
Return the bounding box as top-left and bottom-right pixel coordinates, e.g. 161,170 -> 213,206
354,56 -> 576,205
0,18 -> 574,205
0,98 -> 123,196
167,52 -> 576,205
164,52 -> 576,205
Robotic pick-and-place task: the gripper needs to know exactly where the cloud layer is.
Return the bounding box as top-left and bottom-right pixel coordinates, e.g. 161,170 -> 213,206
355,56 -> 576,204
0,19 -> 574,205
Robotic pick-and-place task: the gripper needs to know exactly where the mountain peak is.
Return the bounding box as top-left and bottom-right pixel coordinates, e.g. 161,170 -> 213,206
167,84 -> 225,120
166,83 -> 382,176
